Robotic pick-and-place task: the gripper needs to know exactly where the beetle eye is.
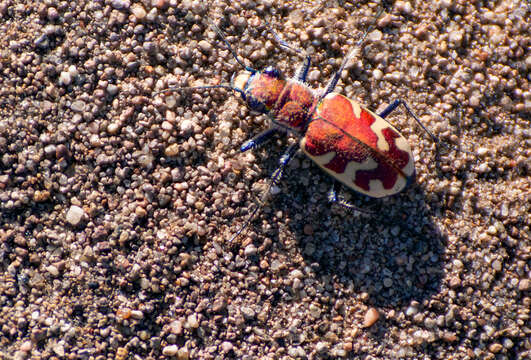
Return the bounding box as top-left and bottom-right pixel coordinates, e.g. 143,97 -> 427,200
247,96 -> 267,113
263,66 -> 281,78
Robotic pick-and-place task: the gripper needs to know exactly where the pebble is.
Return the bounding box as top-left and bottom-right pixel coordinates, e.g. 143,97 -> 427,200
165,143 -> 180,157
185,313 -> 199,329
66,205 -> 85,226
52,343 -> 64,357
70,100 -> 86,112
363,308 -> 380,328
241,306 -> 256,320
244,243 -> 257,256
131,3 -> 146,19
162,345 -> 178,356
198,40 -> 212,54
518,279 -> 530,291
179,119 -> 194,134
220,341 -> 233,353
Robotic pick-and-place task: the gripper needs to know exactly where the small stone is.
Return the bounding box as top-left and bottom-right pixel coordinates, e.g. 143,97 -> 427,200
491,259 -> 502,272
180,119 -> 194,134
106,84 -> 119,96
309,303 -> 321,318
162,345 -> 178,356
135,206 -> 147,218
107,122 -> 121,135
58,71 -> 72,86
363,307 -> 380,328
244,244 -> 257,256
70,100 -> 86,112
406,305 -> 419,316
220,341 -> 233,353
131,3 -> 146,19
131,310 -> 144,319
198,40 -> 212,54
315,341 -> 329,353
185,313 -> 199,329
53,343 -> 64,357
489,343 -> 502,353
66,205 -> 85,226
165,144 -> 180,157
33,190 -> 51,202
241,306 -> 255,320
20,341 -> 32,352
46,265 -> 59,277
518,279 -> 530,291
177,348 -> 189,360
290,269 -> 303,279
307,70 -> 320,82
212,298 -> 226,312
449,276 -> 461,289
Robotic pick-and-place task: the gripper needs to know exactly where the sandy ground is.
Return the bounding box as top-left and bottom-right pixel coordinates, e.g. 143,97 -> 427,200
0,0 -> 529,359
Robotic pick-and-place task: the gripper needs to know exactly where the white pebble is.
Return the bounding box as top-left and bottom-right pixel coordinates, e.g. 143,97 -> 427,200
66,205 -> 85,226
162,345 -> 178,356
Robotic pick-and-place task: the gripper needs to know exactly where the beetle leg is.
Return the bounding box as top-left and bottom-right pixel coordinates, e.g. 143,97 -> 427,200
380,99 -> 453,147
321,10 -> 382,100
379,100 -> 436,141
271,143 -> 299,187
228,143 -> 299,243
327,181 -> 375,215
240,128 -> 279,152
264,21 -> 311,82
294,56 -> 311,83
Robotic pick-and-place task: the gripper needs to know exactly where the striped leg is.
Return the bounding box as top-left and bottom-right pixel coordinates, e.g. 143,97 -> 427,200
327,181 -> 375,214
240,128 -> 279,152
265,22 -> 311,82
229,144 -> 299,242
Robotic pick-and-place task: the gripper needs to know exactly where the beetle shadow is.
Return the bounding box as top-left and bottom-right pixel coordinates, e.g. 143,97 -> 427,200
275,166 -> 446,310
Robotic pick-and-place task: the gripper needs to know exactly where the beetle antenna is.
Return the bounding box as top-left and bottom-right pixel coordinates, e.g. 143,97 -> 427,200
209,22 -> 257,73
155,84 -> 245,97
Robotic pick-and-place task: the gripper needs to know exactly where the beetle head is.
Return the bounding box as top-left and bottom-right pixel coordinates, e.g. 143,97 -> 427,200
231,67 -> 284,114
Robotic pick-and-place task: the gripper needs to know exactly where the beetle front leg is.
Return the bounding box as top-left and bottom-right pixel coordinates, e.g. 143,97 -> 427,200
240,128 -> 279,152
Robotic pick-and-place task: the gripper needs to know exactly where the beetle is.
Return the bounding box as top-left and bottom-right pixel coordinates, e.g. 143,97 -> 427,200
160,20 -> 446,240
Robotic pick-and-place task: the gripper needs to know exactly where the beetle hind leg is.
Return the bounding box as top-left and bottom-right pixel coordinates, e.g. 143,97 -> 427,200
327,181 -> 375,215
379,100 -> 471,154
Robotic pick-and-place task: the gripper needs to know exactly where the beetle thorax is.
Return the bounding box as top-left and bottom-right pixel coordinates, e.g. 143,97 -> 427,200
232,70 -> 317,133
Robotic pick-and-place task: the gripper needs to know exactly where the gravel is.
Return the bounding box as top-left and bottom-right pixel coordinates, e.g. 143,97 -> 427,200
0,0 -> 529,359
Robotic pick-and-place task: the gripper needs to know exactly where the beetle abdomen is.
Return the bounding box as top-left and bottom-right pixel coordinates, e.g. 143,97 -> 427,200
301,93 -> 415,198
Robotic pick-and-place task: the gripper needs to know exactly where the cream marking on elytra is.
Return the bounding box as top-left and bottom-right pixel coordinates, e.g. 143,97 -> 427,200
395,136 -> 415,176
367,174 -> 407,197
367,114 -> 392,152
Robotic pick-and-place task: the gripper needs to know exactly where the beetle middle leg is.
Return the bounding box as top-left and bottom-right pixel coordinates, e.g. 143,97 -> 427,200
229,143 -> 299,242
379,99 -> 439,144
